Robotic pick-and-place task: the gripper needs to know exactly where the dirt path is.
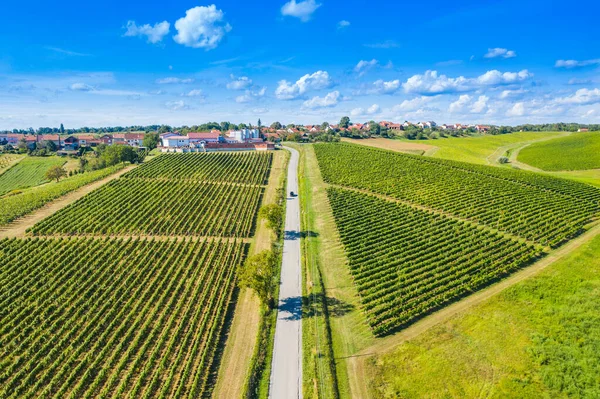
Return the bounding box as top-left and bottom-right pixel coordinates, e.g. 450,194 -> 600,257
346,221 -> 600,399
0,165 -> 135,239
213,150 -> 288,399
342,138 -> 436,155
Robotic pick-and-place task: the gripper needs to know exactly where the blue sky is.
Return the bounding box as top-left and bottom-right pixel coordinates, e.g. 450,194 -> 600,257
0,0 -> 599,129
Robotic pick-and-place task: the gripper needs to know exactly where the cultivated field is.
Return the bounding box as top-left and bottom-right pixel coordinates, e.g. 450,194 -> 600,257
0,164 -> 126,227
0,154 -> 24,174
0,156 -> 65,195
518,131 -> 600,171
367,230 -> 600,398
0,237 -> 245,398
0,151 -> 274,398
315,144 -> 600,247
328,188 -> 540,335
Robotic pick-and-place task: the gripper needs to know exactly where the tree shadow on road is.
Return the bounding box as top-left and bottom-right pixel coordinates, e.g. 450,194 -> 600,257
278,295 -> 354,321
284,230 -> 320,241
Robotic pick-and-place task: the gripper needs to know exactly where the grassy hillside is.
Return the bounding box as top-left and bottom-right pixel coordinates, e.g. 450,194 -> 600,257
0,154 -> 24,174
367,231 -> 600,398
0,156 -> 65,196
518,132 -> 600,171
345,132 -> 565,165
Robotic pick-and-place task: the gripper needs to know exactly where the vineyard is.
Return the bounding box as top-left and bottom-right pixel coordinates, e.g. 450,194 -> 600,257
0,154 -> 23,174
30,179 -> 264,236
313,143 -> 600,336
0,237 -> 246,398
327,188 -> 541,335
0,164 -> 126,226
123,151 -> 273,185
0,156 -> 66,196
314,143 -> 600,247
518,131 -> 600,171
30,152 -> 271,237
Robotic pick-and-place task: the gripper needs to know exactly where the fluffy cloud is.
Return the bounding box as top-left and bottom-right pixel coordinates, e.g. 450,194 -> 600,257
173,5 -> 232,49
402,70 -> 533,95
165,100 -> 189,110
354,59 -> 378,76
555,88 -> 600,105
372,79 -> 401,94
500,88 -> 528,98
226,75 -> 253,90
275,70 -> 331,100
484,48 -> 517,59
448,94 -> 472,113
364,40 -> 399,49
281,0 -> 321,22
555,59 -> 600,68
302,91 -> 340,109
568,78 -> 593,85
506,102 -> 525,116
350,103 -> 380,116
124,20 -> 170,44
236,87 -> 266,103
392,96 -> 433,112
470,95 -> 489,113
448,95 -> 489,113
182,89 -> 204,97
70,83 -> 94,92
337,20 -> 350,29
156,77 -> 194,84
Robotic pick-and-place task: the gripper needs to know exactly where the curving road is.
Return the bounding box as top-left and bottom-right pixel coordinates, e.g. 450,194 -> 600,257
269,146 -> 302,399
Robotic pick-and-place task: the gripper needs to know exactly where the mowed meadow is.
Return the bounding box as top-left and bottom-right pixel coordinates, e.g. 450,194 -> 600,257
0,151 -> 273,398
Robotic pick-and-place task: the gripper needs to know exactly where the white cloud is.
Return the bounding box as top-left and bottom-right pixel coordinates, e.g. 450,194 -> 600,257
227,75 -> 253,90
275,70 -> 331,99
337,20 -> 350,29
166,100 -> 189,110
46,47 -> 92,57
402,69 -> 533,95
350,104 -> 381,117
448,94 -> 472,113
173,5 -> 232,49
156,77 -> 194,84
393,96 -> 433,112
372,79 -> 401,94
354,59 -> 378,76
364,40 -> 399,49
470,95 -> 489,113
555,59 -> 600,69
183,89 -> 204,97
302,91 -> 340,109
555,88 -> 600,105
506,102 -> 525,116
281,0 -> 321,22
70,83 -> 94,92
236,87 -> 266,103
500,88 -> 528,98
124,20 -> 170,44
568,78 -> 593,85
484,48 -> 517,59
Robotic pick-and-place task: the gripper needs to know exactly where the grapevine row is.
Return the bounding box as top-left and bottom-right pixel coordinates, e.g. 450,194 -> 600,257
327,188 -> 541,336
0,237 -> 246,398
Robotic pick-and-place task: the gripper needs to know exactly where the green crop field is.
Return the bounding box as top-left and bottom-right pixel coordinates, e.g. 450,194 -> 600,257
313,143 -> 600,337
315,143 -> 600,247
30,152 -> 271,236
0,156 -> 65,196
518,131 -> 600,171
0,237 -> 246,398
0,164 -> 126,226
366,232 -> 600,399
0,154 -> 24,174
328,188 -> 541,336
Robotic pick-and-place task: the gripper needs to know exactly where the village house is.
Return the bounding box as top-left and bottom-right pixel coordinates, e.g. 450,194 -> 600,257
113,133 -> 145,146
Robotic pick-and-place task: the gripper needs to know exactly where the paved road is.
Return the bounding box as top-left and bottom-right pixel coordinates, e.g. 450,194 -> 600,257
269,146 -> 302,399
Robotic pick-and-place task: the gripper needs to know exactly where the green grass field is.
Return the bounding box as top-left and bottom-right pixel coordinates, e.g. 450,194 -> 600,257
518,132 -> 600,171
428,131 -> 565,164
366,231 -> 600,399
0,156 -> 65,196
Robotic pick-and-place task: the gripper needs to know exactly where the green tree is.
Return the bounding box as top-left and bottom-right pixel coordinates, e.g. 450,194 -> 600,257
45,165 -> 67,182
238,250 -> 278,308
257,118 -> 262,128
17,137 -> 28,152
158,125 -> 171,134
44,140 -> 58,152
259,203 -> 283,236
369,121 -> 381,135
101,145 -> 136,166
339,116 -> 350,129
142,132 -> 160,149
270,121 -> 282,129
59,123 -> 65,134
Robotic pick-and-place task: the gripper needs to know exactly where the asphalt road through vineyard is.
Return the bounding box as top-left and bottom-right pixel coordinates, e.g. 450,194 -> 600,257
269,146 -> 302,399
